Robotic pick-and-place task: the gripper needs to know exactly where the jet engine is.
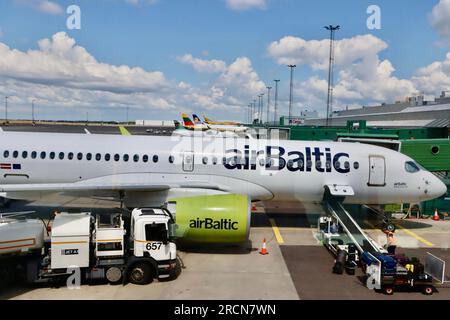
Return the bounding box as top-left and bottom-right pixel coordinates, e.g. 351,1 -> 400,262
167,194 -> 251,244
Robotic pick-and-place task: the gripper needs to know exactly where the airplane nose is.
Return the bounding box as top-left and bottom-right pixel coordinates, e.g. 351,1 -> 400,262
429,176 -> 447,199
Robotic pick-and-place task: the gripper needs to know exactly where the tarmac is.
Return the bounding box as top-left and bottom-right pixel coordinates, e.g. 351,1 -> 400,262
1,123 -> 450,300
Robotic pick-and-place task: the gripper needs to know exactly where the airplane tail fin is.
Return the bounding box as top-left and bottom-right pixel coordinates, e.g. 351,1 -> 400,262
203,115 -> 213,124
192,114 -> 203,125
173,120 -> 181,129
181,113 -> 195,127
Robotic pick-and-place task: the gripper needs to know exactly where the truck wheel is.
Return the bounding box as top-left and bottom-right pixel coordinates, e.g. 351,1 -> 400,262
129,262 -> 153,285
422,286 -> 434,295
383,286 -> 394,295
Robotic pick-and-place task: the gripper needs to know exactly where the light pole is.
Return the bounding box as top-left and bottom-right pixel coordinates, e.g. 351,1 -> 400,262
31,99 -> 36,124
274,80 -> 280,124
259,93 -> 265,125
248,104 -> 251,124
257,95 -> 261,124
4,96 -> 9,124
266,86 -> 272,125
287,65 -> 296,124
252,99 -> 257,124
325,25 -> 340,127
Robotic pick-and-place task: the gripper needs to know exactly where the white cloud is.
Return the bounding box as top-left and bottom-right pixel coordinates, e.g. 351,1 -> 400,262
38,0 -> 63,14
412,52 -> 450,94
268,34 -> 416,115
0,32 -> 265,120
267,34 -> 388,69
177,54 -> 227,73
430,0 -> 450,40
225,0 -> 267,11
125,0 -> 159,5
15,0 -> 63,15
0,32 -> 167,94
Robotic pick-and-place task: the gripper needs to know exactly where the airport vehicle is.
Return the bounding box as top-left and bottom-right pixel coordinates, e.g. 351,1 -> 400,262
0,209 -> 178,286
362,252 -> 435,295
0,131 -> 446,246
193,114 -> 247,133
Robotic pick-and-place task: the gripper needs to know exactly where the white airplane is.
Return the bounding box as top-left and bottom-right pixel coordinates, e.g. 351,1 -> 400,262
0,131 -> 445,210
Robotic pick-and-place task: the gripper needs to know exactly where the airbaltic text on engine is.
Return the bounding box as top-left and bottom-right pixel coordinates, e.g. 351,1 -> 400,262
223,146 -> 350,173
189,218 -> 239,230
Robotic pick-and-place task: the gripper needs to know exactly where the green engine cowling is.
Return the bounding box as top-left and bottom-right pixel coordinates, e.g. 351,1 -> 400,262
168,194 -> 251,244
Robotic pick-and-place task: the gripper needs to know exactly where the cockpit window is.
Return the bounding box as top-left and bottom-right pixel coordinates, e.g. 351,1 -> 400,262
405,161 -> 420,173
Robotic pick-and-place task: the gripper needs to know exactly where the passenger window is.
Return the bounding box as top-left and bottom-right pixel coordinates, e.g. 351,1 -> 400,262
68,152 -> 74,160
143,155 -> 148,163
353,162 -> 360,170
169,156 -> 174,164
202,157 -> 208,165
3,150 -> 9,158
13,151 -> 18,158
335,161 -> 341,169
40,152 -> 46,159
405,161 -> 420,173
153,155 -> 158,163
77,153 -> 83,160
123,154 -> 129,162
59,152 -> 64,160
22,151 -> 28,159
114,154 -> 120,162
344,162 -> 350,170
50,152 -> 56,160
31,151 -> 37,159
96,153 -> 102,161
105,154 -> 111,161
133,155 -> 139,162
86,153 -> 92,161
212,157 -> 217,165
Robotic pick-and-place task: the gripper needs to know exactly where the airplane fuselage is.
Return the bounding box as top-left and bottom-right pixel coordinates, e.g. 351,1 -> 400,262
0,132 -> 445,208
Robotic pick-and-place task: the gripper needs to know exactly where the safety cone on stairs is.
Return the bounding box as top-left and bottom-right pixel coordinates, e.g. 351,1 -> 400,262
260,238 -> 269,255
433,209 -> 440,221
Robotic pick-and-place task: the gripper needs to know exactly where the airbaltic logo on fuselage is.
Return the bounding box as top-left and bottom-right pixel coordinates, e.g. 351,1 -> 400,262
223,146 -> 351,173
190,218 -> 239,231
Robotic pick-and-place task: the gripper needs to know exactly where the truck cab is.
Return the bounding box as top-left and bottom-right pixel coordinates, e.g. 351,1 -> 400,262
127,208 -> 177,283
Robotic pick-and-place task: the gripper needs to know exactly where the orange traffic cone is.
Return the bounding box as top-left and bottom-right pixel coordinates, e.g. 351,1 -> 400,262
433,209 -> 440,221
260,238 -> 269,255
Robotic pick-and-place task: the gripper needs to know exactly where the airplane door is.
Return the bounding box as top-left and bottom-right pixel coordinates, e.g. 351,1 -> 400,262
368,156 -> 386,186
183,152 -> 194,172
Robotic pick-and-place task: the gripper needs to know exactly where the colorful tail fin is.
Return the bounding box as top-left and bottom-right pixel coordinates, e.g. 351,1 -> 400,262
203,115 -> 213,124
192,114 -> 203,125
181,113 -> 195,127
173,120 -> 181,129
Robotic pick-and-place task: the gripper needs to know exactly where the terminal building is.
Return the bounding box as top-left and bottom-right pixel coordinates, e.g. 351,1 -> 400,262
281,91 -> 450,128
301,92 -> 450,129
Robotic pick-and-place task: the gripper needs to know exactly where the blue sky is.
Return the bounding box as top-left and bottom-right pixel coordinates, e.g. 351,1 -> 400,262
0,0 -> 449,122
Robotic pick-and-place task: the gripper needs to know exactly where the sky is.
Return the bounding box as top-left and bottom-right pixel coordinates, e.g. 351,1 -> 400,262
0,0 -> 450,122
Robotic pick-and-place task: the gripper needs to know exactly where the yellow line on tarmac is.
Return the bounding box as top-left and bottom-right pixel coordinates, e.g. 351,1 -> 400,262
269,218 -> 285,245
397,225 -> 434,247
119,126 -> 131,136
